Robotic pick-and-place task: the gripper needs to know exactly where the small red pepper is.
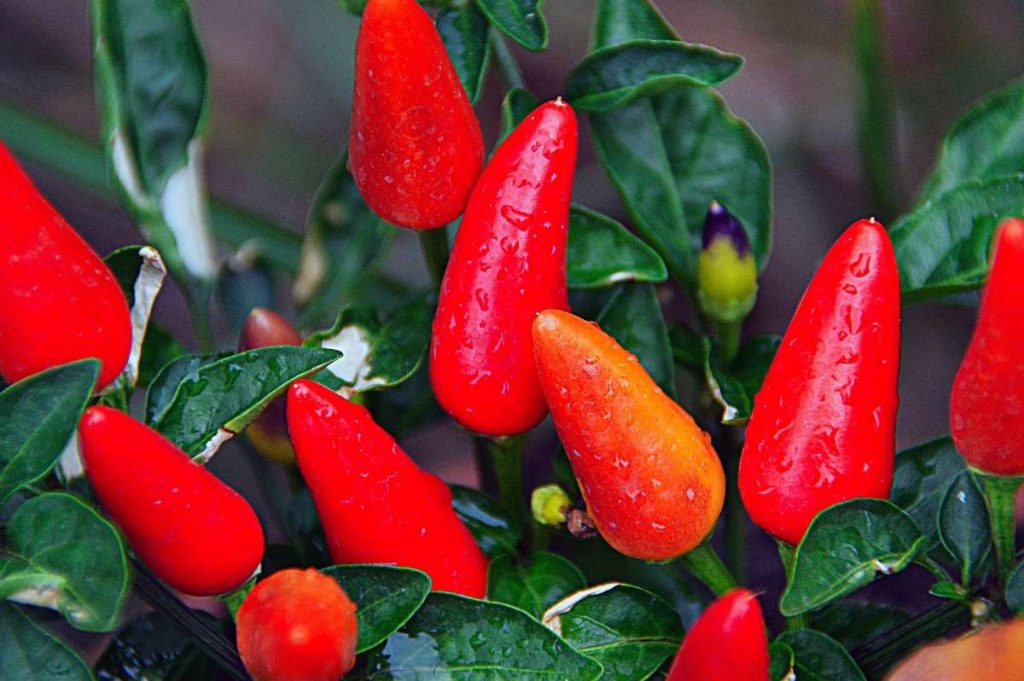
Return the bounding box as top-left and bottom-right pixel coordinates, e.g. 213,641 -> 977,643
236,568 -> 358,681
665,588 -> 770,681
430,99 -> 577,436
739,219 -> 900,545
951,218 -> 1024,476
78,406 -> 265,596
349,0 -> 484,229
286,379 -> 488,597
0,143 -> 131,389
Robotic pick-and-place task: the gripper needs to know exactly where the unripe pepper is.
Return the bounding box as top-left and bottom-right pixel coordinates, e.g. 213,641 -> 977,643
0,143 -> 131,389
739,219 -> 900,546
78,406 -> 265,596
950,218 -> 1024,476
236,568 -> 357,681
349,0 -> 484,228
665,589 -> 769,681
430,100 -> 577,436
532,309 -> 725,561
287,379 -> 488,597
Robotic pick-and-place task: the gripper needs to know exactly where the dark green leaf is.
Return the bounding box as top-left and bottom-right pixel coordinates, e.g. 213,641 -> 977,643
365,592 -> 602,679
365,360 -> 444,438
597,282 -> 677,398
145,353 -> 227,424
1,493 -> 129,632
499,87 -> 540,142
543,583 -> 683,681
929,580 -> 967,600
569,205 -> 668,288
780,499 -> 927,616
1006,560 -> 1024,613
437,4 -> 491,104
95,609 -> 221,681
216,251 -> 275,334
0,603 -> 92,681
890,176 -> 1024,301
451,485 -> 522,557
938,471 -> 992,585
769,642 -> 795,681
475,0 -> 547,51
593,0 -> 677,47
668,323 -> 703,369
776,629 -> 865,681
322,564 -> 431,653
149,347 -> 340,459
701,335 -> 779,425
808,600 -> 912,651
487,551 -> 586,618
567,40 -> 742,112
890,437 -> 967,547
0,360 -> 99,504
136,324 -> 186,388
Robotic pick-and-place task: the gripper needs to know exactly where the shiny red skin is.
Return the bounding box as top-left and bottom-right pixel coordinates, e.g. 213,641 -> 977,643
430,100 -> 577,436
349,0 -> 484,228
665,589 -> 770,681
286,380 -> 488,597
0,143 -> 131,389
739,219 -> 900,545
78,407 -> 265,596
237,568 -> 357,681
951,218 -> 1024,475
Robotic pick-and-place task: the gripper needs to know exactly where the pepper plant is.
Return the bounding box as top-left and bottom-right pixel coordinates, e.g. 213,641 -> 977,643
2,0 -> 1024,678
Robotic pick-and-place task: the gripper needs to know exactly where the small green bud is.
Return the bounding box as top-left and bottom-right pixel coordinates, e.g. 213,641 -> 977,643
531,484 -> 570,527
697,202 -> 758,324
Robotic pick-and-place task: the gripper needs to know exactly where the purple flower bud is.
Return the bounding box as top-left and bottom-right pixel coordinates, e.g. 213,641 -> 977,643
702,201 -> 751,257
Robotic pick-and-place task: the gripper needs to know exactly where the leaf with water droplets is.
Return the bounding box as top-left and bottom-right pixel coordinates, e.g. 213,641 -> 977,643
451,485 -> 522,558
476,0 -> 547,51
487,551 -> 586,618
938,470 -> 991,585
890,437 -> 966,549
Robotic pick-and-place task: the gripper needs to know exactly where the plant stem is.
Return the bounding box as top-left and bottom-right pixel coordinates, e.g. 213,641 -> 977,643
488,434 -> 525,517
712,318 -> 742,365
680,542 -> 738,597
978,473 -> 1022,586
489,29 -> 525,90
719,427 -> 746,583
418,228 -> 450,289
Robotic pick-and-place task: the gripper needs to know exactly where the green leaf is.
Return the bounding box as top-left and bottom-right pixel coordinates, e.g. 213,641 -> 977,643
780,499 -> 927,616
929,580 -> 967,600
890,437 -> 966,548
890,176 -> 1024,301
0,603 -> 92,681
149,346 -> 340,460
769,642 -> 795,681
499,87 -> 540,142
938,471 -> 992,585
437,4 -> 491,104
1006,560 -> 1024,613
137,323 -> 186,388
145,353 -> 227,424
451,485 -> 522,558
475,0 -> 547,51
596,282 -> 677,399
1,493 -> 129,632
668,323 -> 704,369
593,0 -> 677,47
542,583 -> 683,681
567,40 -> 742,112
701,335 -> 780,425
807,600 -> 912,651
568,205 -> 668,289
365,592 -> 602,679
322,564 -> 432,654
487,552 -> 586,618
775,629 -> 865,681
0,360 -> 99,504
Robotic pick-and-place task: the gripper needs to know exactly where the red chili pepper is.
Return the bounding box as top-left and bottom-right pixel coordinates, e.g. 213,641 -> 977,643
532,309 -> 725,561
78,406 -> 265,596
430,100 -> 577,436
0,143 -> 131,389
665,588 -> 770,681
286,379 -> 488,597
236,568 -> 357,681
951,218 -> 1024,476
349,0 -> 484,229
739,219 -> 900,545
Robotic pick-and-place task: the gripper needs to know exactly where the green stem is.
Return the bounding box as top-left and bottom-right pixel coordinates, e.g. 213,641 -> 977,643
489,29 -> 525,90
680,542 -> 738,597
777,542 -> 807,630
712,318 -> 742,365
722,433 -> 746,583
979,473 -> 1022,586
418,228 -> 450,289
488,434 -> 525,518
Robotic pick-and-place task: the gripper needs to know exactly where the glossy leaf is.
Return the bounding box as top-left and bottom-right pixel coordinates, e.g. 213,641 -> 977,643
475,0 -> 547,51
542,583 -> 683,681
437,4 -> 491,104
780,499 -> 927,616
938,471 -> 992,585
365,592 -> 602,679
593,0 -> 676,47
776,629 -> 866,681
487,551 -> 586,618
769,642 -> 795,681
568,205 -> 668,289
701,335 -> 780,425
145,353 -> 227,423
451,484 -> 522,557
0,360 -> 99,504
1,493 -> 128,632
137,323 -> 186,388
322,564 -> 431,653
567,39 -> 742,112
807,600 -> 912,651
1006,560 -> 1024,613
890,437 -> 966,549
0,603 -> 92,681
499,87 -> 541,142
597,282 -> 677,399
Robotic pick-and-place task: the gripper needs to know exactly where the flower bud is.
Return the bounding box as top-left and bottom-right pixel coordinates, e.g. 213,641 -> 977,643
531,484 -> 571,527
697,202 -> 758,324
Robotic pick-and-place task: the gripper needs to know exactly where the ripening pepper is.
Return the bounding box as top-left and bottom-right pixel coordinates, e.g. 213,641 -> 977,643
950,218 -> 1024,476
349,0 -> 484,229
665,589 -> 770,681
287,379 -> 488,597
0,142 -> 131,389
430,100 -> 577,436
78,406 -> 265,596
697,201 -> 758,324
238,308 -> 303,465
532,309 -> 725,561
236,568 -> 358,681
739,219 -> 900,545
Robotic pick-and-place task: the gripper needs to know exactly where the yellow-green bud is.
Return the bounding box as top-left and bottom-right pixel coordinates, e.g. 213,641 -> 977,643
697,202 -> 758,324
531,484 -> 570,527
